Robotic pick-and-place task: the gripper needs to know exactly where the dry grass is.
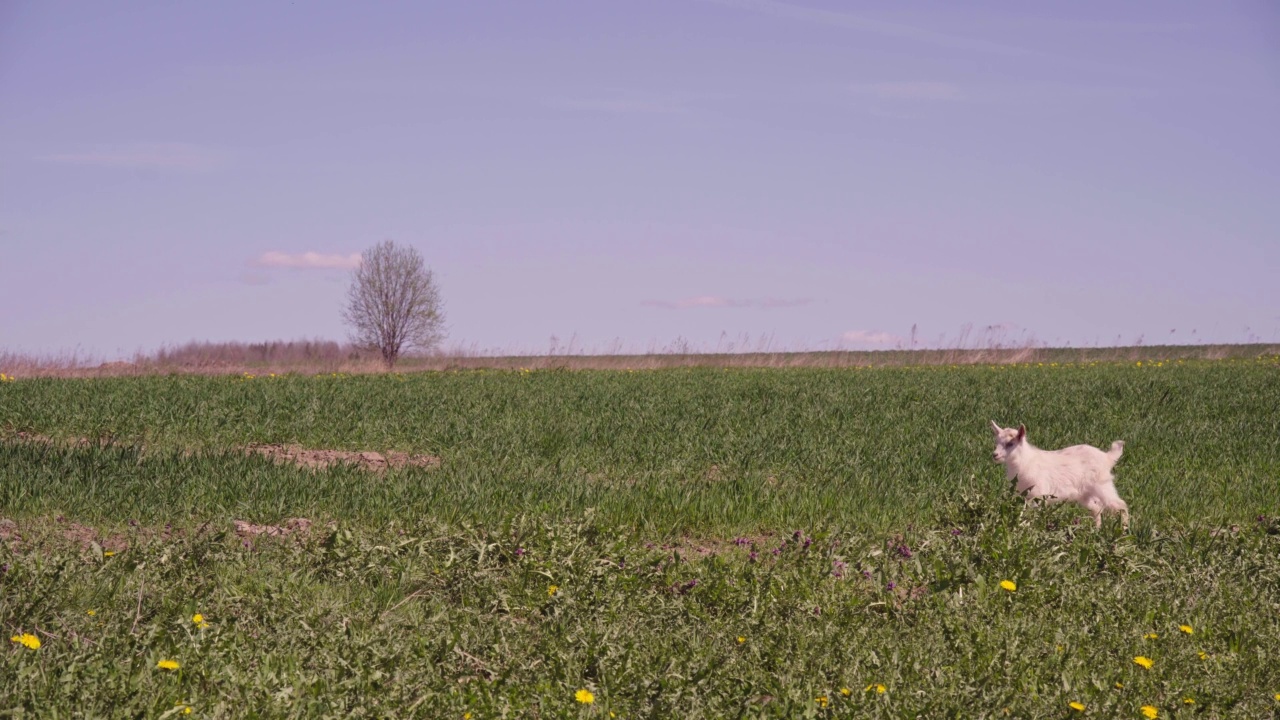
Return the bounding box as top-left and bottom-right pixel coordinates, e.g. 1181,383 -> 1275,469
2,339 -> 1277,378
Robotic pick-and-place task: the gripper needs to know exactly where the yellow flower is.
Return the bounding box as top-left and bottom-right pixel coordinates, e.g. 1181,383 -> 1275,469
865,683 -> 886,694
547,585 -> 558,597
1198,651 -> 1208,660
10,633 -> 40,650
103,551 -> 116,557
1182,698 -> 1195,705
736,636 -> 745,644
1133,656 -> 1153,669
1069,701 -> 1085,711
1144,632 -> 1159,640
1140,706 -> 1158,718
157,659 -> 181,671
815,696 -> 829,708
1179,624 -> 1193,635
1115,682 -> 1124,690
999,580 -> 1017,592
575,689 -> 595,704
87,609 -> 96,616
192,613 -> 209,628
840,687 -> 851,697
464,714 -> 472,720
1274,693 -> 1280,701
176,703 -> 193,715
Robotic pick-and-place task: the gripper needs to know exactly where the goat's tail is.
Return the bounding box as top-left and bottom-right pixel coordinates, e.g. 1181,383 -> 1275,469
1107,440 -> 1125,464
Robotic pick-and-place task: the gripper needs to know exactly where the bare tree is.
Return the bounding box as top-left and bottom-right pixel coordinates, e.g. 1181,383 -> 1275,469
342,240 -> 445,368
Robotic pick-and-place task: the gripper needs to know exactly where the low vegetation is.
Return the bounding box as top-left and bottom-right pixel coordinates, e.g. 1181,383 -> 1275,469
2,357 -> 1278,716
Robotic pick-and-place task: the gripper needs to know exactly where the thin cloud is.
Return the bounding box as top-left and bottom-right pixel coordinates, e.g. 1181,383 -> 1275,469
547,95 -> 687,114
238,271 -> 273,286
851,81 -> 964,101
642,295 -> 812,309
700,0 -> 1032,57
39,142 -> 223,170
255,251 -> 362,270
841,330 -> 902,347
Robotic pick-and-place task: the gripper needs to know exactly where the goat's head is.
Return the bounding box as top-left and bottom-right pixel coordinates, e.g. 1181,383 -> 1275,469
989,421 -> 1026,463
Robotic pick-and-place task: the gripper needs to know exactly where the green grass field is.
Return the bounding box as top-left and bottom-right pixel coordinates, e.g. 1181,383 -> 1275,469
2,358 -> 1279,717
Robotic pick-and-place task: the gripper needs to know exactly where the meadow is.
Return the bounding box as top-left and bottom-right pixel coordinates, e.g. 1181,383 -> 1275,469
2,357 -> 1279,717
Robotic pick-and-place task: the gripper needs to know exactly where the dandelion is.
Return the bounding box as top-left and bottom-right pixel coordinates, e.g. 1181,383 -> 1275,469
1198,651 -> 1208,660
464,714 -> 472,719
192,613 -> 208,628
865,683 -> 886,694
176,703 -> 193,715
736,636 -> 745,644
10,633 -> 40,650
1133,656 -> 1153,669
1179,624 -> 1193,635
87,609 -> 96,616
1144,632 -> 1159,640
815,696 -> 829,708
1182,698 -> 1195,705
103,551 -> 116,557
840,688 -> 851,697
1140,706 -> 1158,718
1115,682 -> 1124,690
575,689 -> 595,704
999,580 -> 1017,592
547,585 -> 558,597
157,659 -> 181,671
1069,701 -> 1085,712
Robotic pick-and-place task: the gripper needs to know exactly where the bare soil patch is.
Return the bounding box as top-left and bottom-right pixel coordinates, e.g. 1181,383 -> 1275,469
246,443 -> 442,473
233,517 -> 313,538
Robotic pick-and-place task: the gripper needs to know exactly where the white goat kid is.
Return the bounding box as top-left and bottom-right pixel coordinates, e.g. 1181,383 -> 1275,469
989,421 -> 1129,529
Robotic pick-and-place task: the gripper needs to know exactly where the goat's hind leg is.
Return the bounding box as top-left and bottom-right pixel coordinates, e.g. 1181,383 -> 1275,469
1097,484 -> 1130,531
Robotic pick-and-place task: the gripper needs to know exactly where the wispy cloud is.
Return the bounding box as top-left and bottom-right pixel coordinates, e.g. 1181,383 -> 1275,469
642,295 -> 812,309
238,271 -> 273,286
850,81 -> 964,101
39,142 -> 223,170
700,0 -> 1031,56
840,330 -> 902,347
255,251 -> 362,270
547,94 -> 687,115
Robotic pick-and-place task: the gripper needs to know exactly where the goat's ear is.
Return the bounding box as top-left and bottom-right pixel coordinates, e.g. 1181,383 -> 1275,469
1016,424 -> 1026,442
990,420 -> 1002,435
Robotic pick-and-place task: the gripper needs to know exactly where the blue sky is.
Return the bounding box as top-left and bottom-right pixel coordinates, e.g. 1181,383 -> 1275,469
2,1 -> 1277,358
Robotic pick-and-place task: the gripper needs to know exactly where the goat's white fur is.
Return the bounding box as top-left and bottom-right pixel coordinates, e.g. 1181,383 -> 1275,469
990,421 -> 1129,529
